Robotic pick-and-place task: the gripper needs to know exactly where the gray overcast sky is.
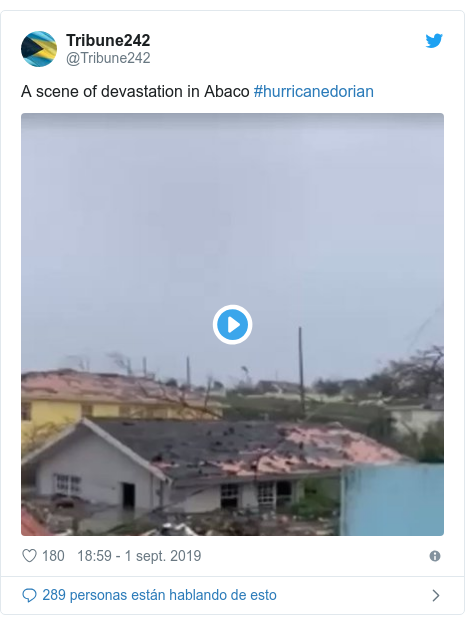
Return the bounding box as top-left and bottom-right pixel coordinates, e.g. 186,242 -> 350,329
22,113 -> 443,384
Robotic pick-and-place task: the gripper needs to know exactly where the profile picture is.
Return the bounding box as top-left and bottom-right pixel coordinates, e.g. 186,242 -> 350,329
21,31 -> 57,67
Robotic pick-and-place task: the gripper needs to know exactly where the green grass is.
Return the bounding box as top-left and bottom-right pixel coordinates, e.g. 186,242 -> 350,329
221,394 -> 389,433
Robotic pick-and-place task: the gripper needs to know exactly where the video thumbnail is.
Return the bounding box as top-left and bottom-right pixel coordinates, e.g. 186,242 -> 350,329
21,113 -> 444,537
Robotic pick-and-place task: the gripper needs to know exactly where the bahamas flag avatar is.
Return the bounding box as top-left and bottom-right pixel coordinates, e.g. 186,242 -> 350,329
21,31 -> 57,67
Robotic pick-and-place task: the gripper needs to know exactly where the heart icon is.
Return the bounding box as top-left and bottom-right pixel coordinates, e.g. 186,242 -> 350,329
22,549 -> 37,563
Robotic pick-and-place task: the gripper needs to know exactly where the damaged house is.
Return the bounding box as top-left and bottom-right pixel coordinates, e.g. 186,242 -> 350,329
22,418 -> 405,515
21,369 -> 222,452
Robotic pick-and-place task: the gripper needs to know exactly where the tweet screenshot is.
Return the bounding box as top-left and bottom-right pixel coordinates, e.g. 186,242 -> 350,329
0,1 -> 463,619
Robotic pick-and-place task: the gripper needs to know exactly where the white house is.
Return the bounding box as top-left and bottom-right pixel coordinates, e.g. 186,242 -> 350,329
22,418 -> 405,516
390,404 -> 444,437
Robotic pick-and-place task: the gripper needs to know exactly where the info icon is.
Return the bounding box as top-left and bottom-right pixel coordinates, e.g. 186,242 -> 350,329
21,32 -> 57,67
213,305 -> 253,345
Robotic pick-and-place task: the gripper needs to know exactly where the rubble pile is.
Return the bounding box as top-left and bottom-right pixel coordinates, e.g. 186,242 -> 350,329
150,509 -> 336,536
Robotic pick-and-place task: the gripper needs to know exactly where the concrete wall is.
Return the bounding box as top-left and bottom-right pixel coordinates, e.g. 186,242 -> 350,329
36,429 -> 162,510
171,486 -> 221,513
171,480 -> 298,513
340,464 -> 444,536
171,483 -> 256,513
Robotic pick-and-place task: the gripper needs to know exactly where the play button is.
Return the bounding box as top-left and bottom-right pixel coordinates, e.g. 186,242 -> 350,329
213,305 -> 253,345
228,317 -> 240,333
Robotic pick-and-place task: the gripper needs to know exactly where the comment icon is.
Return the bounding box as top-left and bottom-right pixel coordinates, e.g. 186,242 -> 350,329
22,588 -> 37,603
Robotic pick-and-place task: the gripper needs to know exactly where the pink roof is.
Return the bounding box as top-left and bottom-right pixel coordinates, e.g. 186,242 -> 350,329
21,369 -> 210,408
21,508 -> 52,536
213,425 -> 405,476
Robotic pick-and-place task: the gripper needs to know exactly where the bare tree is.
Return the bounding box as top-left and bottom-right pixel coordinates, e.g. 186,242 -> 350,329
65,355 -> 90,372
133,375 -> 221,420
107,351 -> 133,375
388,345 -> 444,398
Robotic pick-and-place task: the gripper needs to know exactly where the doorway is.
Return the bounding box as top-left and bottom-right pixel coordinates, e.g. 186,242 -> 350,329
121,482 -> 136,509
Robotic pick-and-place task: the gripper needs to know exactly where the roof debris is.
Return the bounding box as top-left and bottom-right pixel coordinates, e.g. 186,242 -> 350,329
88,418 -> 405,482
21,370 -> 219,415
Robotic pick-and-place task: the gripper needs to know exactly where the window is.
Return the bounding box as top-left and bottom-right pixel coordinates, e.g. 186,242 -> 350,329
257,482 -> 275,509
21,402 -> 32,422
80,403 -> 93,418
276,481 -> 293,508
220,483 -> 239,509
54,474 -> 81,496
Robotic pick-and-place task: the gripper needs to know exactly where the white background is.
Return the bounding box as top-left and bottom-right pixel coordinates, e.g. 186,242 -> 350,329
1,0 -> 463,619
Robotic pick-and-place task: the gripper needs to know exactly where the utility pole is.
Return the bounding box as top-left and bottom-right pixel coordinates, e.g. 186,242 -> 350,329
186,356 -> 191,389
298,326 -> 306,419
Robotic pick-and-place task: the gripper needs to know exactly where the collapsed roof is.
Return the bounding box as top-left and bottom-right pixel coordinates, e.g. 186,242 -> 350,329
88,418 -> 406,482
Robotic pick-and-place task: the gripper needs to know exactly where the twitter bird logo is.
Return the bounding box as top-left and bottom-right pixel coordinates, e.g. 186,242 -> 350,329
426,34 -> 443,48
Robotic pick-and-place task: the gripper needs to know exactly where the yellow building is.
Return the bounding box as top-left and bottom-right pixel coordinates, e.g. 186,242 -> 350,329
21,369 -> 221,453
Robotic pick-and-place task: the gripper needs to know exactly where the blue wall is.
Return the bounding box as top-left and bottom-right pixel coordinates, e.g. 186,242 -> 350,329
340,464 -> 444,536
